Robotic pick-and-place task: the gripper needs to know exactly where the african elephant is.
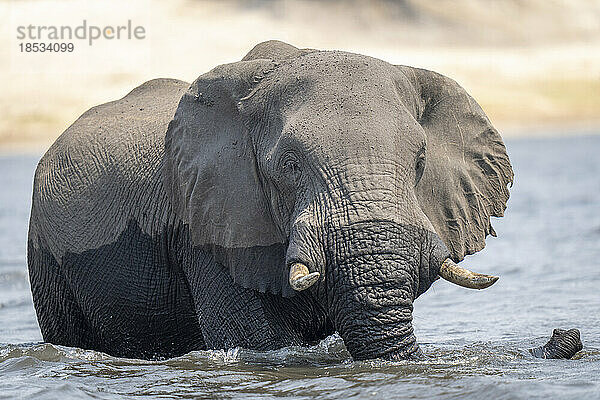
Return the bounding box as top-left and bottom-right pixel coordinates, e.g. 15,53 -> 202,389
28,40 -> 513,361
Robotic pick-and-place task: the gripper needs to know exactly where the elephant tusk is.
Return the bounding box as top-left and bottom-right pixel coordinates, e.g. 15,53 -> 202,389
289,263 -> 320,291
439,258 -> 499,289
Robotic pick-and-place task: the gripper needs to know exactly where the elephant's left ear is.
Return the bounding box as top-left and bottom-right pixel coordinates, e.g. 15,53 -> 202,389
164,59 -> 290,295
398,66 -> 514,262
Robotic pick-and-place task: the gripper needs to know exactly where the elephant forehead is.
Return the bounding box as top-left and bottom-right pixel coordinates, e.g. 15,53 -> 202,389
268,50 -> 401,101
280,103 -> 424,163
251,51 -> 426,159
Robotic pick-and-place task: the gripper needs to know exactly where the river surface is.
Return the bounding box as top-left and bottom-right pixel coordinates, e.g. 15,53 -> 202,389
1,135 -> 599,399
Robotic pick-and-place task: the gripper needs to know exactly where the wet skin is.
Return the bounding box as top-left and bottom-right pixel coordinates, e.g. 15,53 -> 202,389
529,329 -> 583,359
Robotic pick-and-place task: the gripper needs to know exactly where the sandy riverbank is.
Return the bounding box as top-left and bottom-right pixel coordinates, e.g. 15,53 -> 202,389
1,0 -> 599,152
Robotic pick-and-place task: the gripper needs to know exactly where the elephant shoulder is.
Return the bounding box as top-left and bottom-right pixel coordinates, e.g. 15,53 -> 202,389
30,78 -> 189,259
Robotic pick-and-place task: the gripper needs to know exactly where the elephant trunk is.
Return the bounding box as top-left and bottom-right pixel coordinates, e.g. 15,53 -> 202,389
325,221 -> 447,361
330,265 -> 421,360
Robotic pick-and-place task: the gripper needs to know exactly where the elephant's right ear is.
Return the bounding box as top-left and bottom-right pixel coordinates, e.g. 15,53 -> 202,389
398,66 -> 514,262
164,59 -> 290,294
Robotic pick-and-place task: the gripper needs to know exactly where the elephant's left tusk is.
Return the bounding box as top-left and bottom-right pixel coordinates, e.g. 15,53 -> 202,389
289,263 -> 320,291
439,258 -> 499,289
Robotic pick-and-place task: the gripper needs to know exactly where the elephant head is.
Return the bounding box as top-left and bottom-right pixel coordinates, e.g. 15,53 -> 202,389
164,41 -> 513,360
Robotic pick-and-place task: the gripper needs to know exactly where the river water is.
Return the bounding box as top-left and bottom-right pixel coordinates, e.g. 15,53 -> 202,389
1,135 -> 599,399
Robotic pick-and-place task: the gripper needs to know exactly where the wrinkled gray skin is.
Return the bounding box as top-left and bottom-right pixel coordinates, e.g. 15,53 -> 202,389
28,41 -> 514,361
529,329 -> 583,359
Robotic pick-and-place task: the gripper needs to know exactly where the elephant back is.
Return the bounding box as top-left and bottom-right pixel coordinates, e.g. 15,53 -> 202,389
29,78 -> 188,260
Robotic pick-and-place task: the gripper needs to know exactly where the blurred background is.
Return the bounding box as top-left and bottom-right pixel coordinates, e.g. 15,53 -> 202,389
1,0 -> 599,152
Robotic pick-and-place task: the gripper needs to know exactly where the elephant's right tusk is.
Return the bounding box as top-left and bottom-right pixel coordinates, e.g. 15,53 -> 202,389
289,263 -> 320,291
439,258 -> 499,289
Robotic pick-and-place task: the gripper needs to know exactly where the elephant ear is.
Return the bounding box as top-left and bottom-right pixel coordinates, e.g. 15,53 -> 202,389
164,59 -> 293,296
399,66 -> 514,262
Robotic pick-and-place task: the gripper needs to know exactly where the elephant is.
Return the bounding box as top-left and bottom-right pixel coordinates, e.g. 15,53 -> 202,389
28,40 -> 516,361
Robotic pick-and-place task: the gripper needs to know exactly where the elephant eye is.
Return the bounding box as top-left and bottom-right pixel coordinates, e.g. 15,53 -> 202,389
280,152 -> 302,182
284,159 -> 301,176
415,149 -> 426,186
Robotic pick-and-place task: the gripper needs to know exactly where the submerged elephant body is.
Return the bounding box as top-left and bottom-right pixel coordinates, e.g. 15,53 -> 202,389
28,41 -> 513,360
